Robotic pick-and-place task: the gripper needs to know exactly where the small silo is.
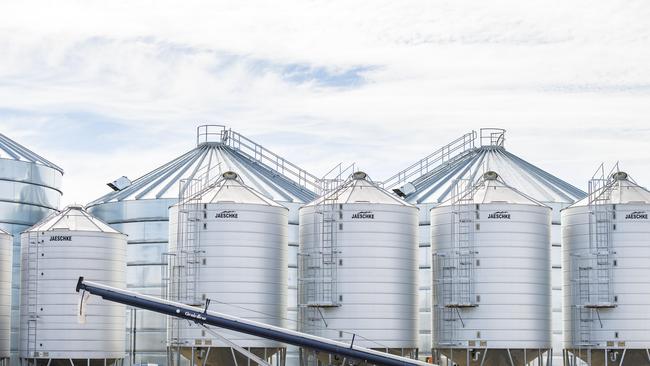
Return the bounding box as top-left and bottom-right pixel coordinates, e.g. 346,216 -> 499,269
431,171 -> 552,366
0,133 -> 63,365
562,170 -> 650,366
298,172 -> 419,364
88,126 -> 317,366
382,129 -> 585,364
167,171 -> 288,366
1,229 -> 13,366
19,205 -> 127,366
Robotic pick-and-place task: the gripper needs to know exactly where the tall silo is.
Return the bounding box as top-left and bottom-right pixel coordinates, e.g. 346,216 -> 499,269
167,171 -> 288,366
562,169 -> 650,366
431,171 -> 552,365
0,133 -> 63,366
87,125 -> 318,366
382,129 -> 585,363
298,172 -> 419,364
1,229 -> 13,366
19,205 -> 127,366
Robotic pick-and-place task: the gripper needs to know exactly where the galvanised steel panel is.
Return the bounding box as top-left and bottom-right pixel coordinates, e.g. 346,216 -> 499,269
169,202 -> 288,348
299,202 -> 419,349
0,231 -> 11,361
0,157 -> 62,366
431,203 -> 552,350
19,230 -> 126,359
562,203 -> 650,350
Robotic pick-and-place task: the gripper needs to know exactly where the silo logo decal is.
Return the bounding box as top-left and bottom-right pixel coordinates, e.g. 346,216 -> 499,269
352,211 -> 374,219
49,235 -> 72,241
215,210 -> 238,219
487,211 -> 511,219
625,211 -> 648,220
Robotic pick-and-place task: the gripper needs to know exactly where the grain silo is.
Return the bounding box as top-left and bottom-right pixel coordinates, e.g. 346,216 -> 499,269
87,125 -> 317,366
431,171 -> 552,365
562,168 -> 650,366
19,205 -> 127,366
1,229 -> 12,366
298,171 -> 419,364
382,129 -> 585,364
0,133 -> 63,365
167,171 -> 288,366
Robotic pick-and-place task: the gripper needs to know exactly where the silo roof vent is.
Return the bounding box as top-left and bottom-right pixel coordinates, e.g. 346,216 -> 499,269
352,171 -> 368,180
222,171 -> 238,180
483,171 -> 499,181
612,171 -> 628,181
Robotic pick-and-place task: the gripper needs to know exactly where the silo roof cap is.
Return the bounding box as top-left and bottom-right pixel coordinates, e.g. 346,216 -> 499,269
25,205 -> 123,233
176,171 -> 286,208
306,172 -> 415,207
439,171 -> 548,207
570,175 -> 650,207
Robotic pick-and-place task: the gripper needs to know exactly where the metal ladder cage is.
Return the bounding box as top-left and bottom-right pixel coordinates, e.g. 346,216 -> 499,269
572,163 -> 619,347
25,231 -> 42,357
299,164 -> 355,332
434,174 -> 480,347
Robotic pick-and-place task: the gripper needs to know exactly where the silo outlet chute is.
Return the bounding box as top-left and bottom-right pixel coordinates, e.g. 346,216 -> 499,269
431,171 -> 553,366
298,171 -> 419,365
167,171 -> 289,366
19,205 -> 127,366
562,166 -> 650,366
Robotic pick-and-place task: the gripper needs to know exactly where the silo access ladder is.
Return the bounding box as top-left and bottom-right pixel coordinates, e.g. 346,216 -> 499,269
574,164 -> 617,346
435,177 -> 478,346
300,164 -> 355,326
25,232 -> 42,356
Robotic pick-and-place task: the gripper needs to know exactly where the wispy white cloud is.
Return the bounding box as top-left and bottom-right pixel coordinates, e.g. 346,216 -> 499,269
0,0 -> 649,204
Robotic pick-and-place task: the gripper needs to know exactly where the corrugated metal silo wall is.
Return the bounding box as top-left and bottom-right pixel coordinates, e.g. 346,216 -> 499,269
0,159 -> 62,366
88,200 -> 303,366
417,201 -> 570,361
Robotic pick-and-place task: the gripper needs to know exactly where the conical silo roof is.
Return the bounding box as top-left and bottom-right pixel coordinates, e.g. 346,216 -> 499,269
0,133 -> 63,173
88,125 -> 319,206
26,205 -> 121,233
306,171 -> 415,207
438,171 -> 548,207
178,171 -> 285,207
383,129 -> 585,205
570,171 -> 650,207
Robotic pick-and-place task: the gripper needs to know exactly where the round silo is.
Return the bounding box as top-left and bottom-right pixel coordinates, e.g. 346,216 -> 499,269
0,133 -> 63,365
87,126 -> 316,366
1,229 -> 13,366
298,172 -> 419,364
19,205 -> 127,365
167,171 -> 288,366
562,171 -> 650,366
431,171 -> 552,366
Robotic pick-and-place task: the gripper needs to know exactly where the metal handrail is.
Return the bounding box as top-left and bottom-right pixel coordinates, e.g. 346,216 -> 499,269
479,128 -> 506,147
222,128 -> 321,193
381,131 -> 477,190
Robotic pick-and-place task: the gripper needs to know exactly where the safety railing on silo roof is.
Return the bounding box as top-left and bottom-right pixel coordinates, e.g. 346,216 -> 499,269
197,125 -> 322,195
381,130 -> 478,192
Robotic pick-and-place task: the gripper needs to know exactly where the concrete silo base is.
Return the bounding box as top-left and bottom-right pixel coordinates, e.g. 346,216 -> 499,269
174,347 -> 285,366
434,348 -> 552,366
564,349 -> 650,366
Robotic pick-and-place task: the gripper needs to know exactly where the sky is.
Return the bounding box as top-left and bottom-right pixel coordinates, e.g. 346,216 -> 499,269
0,0 -> 649,206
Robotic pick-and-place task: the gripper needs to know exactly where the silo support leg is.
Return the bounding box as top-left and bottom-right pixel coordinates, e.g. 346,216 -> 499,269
506,349 -> 515,366
231,348 -> 239,366
619,349 -> 626,366
203,348 -> 211,366
646,349 -> 650,362
479,348 -> 488,366
202,325 -> 271,366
